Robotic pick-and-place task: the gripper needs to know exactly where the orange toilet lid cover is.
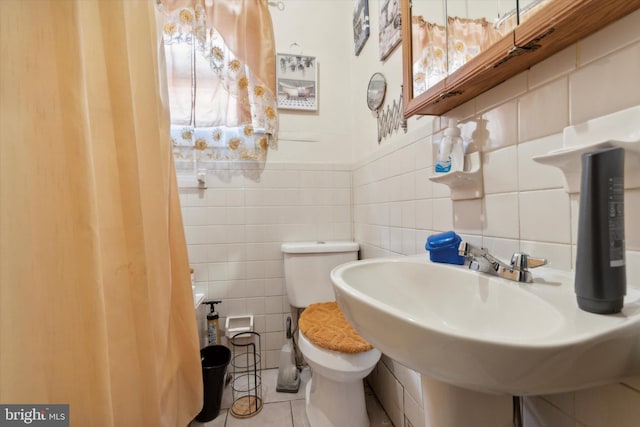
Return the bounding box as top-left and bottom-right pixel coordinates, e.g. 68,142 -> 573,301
299,301 -> 373,354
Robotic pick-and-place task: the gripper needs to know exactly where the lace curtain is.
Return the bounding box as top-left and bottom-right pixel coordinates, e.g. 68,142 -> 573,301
157,0 -> 278,165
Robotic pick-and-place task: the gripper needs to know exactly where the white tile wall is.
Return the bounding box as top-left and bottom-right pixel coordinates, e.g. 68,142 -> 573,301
355,10 -> 640,427
480,100 -> 519,151
366,357 -> 405,427
579,9 -> 640,65
452,199 -> 482,234
431,197 -> 454,232
529,45 -> 577,89
570,42 -> 640,125
518,77 -> 569,142
483,193 -> 519,239
519,189 -> 572,244
482,146 -> 518,194
517,134 -> 565,191
476,72 -> 527,113
180,162 -> 352,368
524,396 -> 575,427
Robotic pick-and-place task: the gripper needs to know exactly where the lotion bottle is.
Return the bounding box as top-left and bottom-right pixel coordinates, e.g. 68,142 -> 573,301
449,122 -> 464,172
435,119 -> 462,173
204,300 -> 222,345
575,146 -> 626,314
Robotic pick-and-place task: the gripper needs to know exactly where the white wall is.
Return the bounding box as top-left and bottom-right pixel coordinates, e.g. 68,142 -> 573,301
349,0 -> 409,162
269,1 -> 355,164
180,2 -> 640,426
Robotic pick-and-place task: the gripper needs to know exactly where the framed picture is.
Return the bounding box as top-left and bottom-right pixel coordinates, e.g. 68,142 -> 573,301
353,0 -> 370,56
276,53 -> 318,111
378,0 -> 402,60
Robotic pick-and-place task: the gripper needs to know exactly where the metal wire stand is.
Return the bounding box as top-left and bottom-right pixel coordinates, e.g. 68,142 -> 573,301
230,332 -> 263,418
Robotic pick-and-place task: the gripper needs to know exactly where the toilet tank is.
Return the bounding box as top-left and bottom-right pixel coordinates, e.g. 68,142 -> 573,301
281,241 -> 359,308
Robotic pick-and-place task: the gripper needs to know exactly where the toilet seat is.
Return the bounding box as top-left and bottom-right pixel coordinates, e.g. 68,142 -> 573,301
299,301 -> 373,354
298,331 -> 381,381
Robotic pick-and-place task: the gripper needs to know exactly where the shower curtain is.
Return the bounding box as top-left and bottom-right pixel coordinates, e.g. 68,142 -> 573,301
0,1 -> 202,426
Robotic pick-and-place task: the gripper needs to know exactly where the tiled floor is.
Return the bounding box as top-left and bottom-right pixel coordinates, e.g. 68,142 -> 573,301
190,367 -> 394,427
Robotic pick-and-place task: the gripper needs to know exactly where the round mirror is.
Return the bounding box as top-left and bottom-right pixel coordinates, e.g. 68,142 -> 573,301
367,72 -> 387,112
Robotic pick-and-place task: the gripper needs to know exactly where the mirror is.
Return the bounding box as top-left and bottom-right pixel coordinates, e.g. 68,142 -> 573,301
445,1 -> 517,75
410,1 -> 446,97
367,72 -> 387,113
402,0 -> 640,117
410,0 -> 517,98
517,0 -> 551,26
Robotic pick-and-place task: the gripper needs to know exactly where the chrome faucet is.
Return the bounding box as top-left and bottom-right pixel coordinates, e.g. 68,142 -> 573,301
458,242 -> 547,283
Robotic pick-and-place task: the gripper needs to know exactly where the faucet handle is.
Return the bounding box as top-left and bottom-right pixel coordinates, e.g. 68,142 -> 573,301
511,252 -> 547,270
458,241 -> 472,257
458,241 -> 487,258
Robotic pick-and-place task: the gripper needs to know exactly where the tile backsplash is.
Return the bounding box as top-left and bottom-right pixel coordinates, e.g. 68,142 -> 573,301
180,163 -> 352,368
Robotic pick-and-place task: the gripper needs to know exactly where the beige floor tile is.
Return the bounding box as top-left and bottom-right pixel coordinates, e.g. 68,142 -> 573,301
199,366 -> 394,427
291,399 -> 311,427
226,401 -> 292,427
262,367 -> 310,403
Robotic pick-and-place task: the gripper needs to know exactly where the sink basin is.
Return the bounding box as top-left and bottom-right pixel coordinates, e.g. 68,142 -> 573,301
331,255 -> 640,395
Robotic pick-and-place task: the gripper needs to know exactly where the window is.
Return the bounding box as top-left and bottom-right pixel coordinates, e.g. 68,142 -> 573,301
158,1 -> 278,166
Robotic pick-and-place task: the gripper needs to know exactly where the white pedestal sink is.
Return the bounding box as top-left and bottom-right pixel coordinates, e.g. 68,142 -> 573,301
331,255 -> 640,426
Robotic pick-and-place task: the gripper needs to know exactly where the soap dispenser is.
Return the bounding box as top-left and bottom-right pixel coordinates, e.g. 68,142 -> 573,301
204,300 -> 222,344
435,119 -> 463,173
575,147 -> 626,314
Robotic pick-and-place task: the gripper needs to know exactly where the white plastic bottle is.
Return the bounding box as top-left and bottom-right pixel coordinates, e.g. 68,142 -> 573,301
449,127 -> 464,172
435,119 -> 463,173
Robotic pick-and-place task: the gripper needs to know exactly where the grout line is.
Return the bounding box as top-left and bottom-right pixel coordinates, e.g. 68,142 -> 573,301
289,400 -> 295,427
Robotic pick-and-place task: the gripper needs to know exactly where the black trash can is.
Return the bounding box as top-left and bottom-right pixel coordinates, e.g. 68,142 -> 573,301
195,345 -> 231,422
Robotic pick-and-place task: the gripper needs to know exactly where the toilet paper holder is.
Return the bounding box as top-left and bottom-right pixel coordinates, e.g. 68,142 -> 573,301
225,315 -> 254,338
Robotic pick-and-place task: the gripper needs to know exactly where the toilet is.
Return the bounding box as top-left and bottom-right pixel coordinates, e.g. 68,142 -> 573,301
281,241 -> 381,427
